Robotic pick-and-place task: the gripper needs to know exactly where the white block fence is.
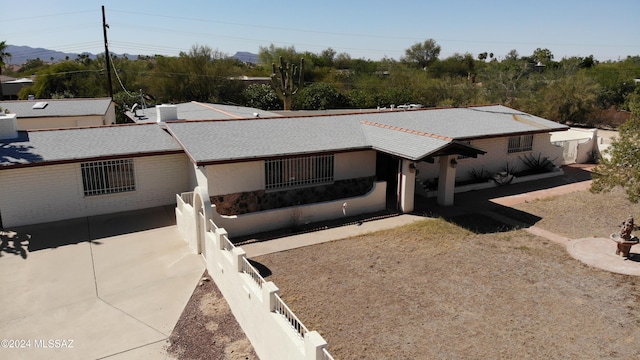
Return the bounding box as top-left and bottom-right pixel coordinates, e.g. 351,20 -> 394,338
176,193 -> 335,360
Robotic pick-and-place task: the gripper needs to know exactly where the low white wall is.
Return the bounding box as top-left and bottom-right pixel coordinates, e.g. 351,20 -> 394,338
203,228 -> 329,360
176,194 -> 197,252
211,181 -> 387,237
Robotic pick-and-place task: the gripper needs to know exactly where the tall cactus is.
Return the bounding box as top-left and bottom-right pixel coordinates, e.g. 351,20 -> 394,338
270,56 -> 304,110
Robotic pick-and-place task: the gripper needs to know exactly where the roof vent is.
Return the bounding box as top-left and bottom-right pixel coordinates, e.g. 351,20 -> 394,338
0,113 -> 18,140
156,104 -> 178,123
32,102 -> 48,109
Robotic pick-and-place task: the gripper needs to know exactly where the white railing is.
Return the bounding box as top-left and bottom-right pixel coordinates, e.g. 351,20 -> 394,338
180,191 -> 194,206
274,293 -> 309,338
221,233 -> 235,253
241,257 -> 266,289
199,213 -> 329,359
322,348 -> 335,360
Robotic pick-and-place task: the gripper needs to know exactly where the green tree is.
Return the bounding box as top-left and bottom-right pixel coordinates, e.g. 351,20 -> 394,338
0,40 -> 11,99
258,44 -> 298,66
532,48 -> 554,64
538,74 -> 600,124
294,83 -> 346,110
591,92 -> 640,202
242,84 -> 281,110
402,39 -> 441,69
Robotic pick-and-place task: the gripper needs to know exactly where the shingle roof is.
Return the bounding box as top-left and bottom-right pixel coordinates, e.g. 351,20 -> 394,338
0,124 -> 182,167
0,104 -> 568,168
0,98 -> 112,118
166,116 -> 370,163
128,102 -> 281,123
167,105 -> 567,164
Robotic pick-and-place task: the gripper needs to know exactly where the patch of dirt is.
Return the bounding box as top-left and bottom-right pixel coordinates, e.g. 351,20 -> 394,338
167,271 -> 258,360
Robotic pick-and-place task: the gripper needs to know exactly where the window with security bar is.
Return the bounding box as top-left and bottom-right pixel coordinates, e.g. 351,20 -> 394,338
265,154 -> 334,190
81,159 -> 136,196
507,135 -> 533,153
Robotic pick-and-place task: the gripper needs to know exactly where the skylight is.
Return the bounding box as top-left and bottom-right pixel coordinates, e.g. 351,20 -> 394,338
32,102 -> 48,109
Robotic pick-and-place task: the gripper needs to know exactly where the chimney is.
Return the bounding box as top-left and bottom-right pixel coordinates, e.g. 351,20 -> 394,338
156,104 -> 178,123
0,113 -> 18,140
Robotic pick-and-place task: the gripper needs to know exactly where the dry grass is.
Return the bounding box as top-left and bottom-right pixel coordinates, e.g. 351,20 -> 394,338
513,186 -> 640,239
253,187 -> 640,359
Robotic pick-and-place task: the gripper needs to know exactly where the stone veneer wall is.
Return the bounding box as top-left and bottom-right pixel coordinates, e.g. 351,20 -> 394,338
211,176 -> 375,215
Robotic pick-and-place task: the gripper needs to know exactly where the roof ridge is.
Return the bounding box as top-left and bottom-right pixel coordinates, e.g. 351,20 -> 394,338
360,120 -> 453,141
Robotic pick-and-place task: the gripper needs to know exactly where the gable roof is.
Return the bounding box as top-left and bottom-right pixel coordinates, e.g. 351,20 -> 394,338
0,98 -> 113,118
166,105 -> 566,165
0,124 -> 182,168
166,116 -> 370,164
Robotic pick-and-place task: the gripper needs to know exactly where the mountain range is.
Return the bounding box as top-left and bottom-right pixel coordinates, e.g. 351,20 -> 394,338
5,45 -> 259,65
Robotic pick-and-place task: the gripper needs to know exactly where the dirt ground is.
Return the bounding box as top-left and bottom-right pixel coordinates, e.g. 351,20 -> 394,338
167,271 -> 258,360
170,185 -> 640,359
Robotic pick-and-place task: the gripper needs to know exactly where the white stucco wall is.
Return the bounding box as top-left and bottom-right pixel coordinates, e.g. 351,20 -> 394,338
205,150 -> 377,196
0,153 -> 191,227
415,133 -> 564,190
334,150 -> 376,180
206,161 -> 264,195
16,116 -> 107,130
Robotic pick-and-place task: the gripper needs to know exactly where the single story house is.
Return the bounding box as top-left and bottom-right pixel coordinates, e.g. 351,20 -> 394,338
0,97 -> 116,130
1,76 -> 33,100
0,104 -> 568,239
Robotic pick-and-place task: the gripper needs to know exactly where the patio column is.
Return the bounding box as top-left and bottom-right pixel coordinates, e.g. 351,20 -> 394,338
437,155 -> 457,206
399,159 -> 416,213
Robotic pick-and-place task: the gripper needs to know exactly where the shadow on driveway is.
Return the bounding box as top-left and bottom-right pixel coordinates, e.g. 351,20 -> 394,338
0,205 -> 176,257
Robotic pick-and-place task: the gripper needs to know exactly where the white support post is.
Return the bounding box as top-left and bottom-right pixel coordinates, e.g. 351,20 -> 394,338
232,247 -> 247,272
437,155 -> 457,206
262,282 -> 279,312
399,159 -> 416,213
214,228 -> 228,250
304,331 -> 328,360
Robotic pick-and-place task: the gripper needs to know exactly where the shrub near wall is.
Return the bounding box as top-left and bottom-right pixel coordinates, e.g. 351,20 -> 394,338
211,176 -> 375,215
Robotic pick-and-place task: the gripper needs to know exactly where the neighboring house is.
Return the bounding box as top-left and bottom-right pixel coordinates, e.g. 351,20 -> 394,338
126,101 -> 281,124
0,97 -> 115,130
1,76 -> 33,100
0,104 -> 568,237
0,114 -> 190,228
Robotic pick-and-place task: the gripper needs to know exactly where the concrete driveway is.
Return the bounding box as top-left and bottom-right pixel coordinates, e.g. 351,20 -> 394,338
0,206 -> 205,360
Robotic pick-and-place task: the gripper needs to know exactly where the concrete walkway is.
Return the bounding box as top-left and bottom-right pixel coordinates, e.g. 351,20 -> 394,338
0,206 -> 205,360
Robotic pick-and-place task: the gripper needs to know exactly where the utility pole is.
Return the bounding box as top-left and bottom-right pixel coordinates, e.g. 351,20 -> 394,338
102,5 -> 113,99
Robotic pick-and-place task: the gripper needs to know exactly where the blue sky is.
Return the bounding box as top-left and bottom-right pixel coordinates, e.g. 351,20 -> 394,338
2,0 -> 639,62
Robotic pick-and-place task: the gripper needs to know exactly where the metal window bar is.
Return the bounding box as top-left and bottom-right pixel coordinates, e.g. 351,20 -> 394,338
81,159 -> 135,196
241,257 -> 266,288
508,135 -> 533,153
265,154 -> 334,190
273,293 -> 309,338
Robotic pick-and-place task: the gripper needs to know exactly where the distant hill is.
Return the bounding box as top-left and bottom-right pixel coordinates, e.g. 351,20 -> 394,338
6,45 -> 96,65
231,51 -> 260,64
6,45 -> 259,65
